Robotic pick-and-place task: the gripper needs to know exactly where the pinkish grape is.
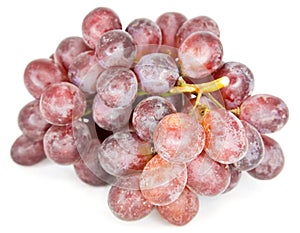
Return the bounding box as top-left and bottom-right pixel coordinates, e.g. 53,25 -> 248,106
82,7 -> 122,49
153,112 -> 206,164
54,36 -> 90,70
157,187 -> 199,226
24,58 -> 67,99
176,16 -> 220,47
132,96 -> 176,141
68,50 -> 104,95
43,124 -> 82,165
99,131 -> 153,177
108,186 -> 154,221
18,100 -> 51,141
96,30 -> 136,68
92,94 -> 132,131
187,151 -> 231,196
134,53 -> 179,94
240,94 -> 289,134
201,109 -> 248,164
96,67 -> 138,108
248,135 -> 284,180
40,82 -> 86,126
11,135 -> 46,166
140,155 -> 187,206
234,120 -> 265,171
178,31 -> 223,79
126,18 -> 162,59
212,62 -> 254,109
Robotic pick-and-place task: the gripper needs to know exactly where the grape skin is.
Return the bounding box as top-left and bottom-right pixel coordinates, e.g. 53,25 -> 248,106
178,31 -> 223,79
18,100 -> 51,141
96,67 -> 138,108
24,58 -> 68,99
176,15 -> 220,47
240,94 -> 289,134
68,50 -> 104,95
43,124 -> 82,165
96,30 -> 136,68
108,186 -> 154,221
157,187 -> 199,226
11,135 -> 46,166
234,120 -> 265,171
132,96 -> 176,141
99,131 -> 153,177
153,112 -> 206,164
40,82 -> 86,126
201,109 -> 248,164
140,155 -> 187,206
187,151 -> 231,196
54,36 -> 90,70
223,165 -> 242,193
248,135 -> 284,180
212,62 -> 254,109
82,7 -> 122,49
134,53 -> 179,95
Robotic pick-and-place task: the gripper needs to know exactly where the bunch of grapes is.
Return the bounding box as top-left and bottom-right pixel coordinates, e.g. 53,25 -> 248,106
11,7 -> 289,226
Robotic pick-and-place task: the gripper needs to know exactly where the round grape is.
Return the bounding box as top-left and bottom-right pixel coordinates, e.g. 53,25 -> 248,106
212,62 -> 254,109
11,135 -> 46,166
157,187 -> 199,226
18,100 -> 51,141
201,109 -> 248,164
153,112 -> 206,164
96,67 -> 138,108
24,58 -> 67,99
223,165 -> 242,193
134,53 -> 179,95
40,82 -> 86,126
96,30 -> 136,68
240,94 -> 289,134
178,31 -> 223,79
108,186 -> 154,221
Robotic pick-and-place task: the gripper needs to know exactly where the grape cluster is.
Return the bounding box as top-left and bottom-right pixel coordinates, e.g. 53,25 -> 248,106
11,7 -> 289,226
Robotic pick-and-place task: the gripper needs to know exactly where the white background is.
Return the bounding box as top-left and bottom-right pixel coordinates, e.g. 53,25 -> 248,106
0,0 -> 299,232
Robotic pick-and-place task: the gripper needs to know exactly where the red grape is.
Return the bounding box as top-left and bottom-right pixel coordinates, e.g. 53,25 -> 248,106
240,94 -> 289,134
11,135 -> 46,166
201,109 -> 248,164
178,31 -> 223,79
134,53 -> 179,94
24,58 -> 67,99
157,187 -> 199,226
40,82 -> 86,126
96,67 -> 138,108
248,135 -> 284,180
223,165 -> 242,193
108,186 -> 154,221
82,7 -> 122,49
54,36 -> 90,70
187,151 -> 231,196
96,30 -> 136,68
153,112 -> 206,164
212,62 -> 254,109
18,99 -> 51,141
